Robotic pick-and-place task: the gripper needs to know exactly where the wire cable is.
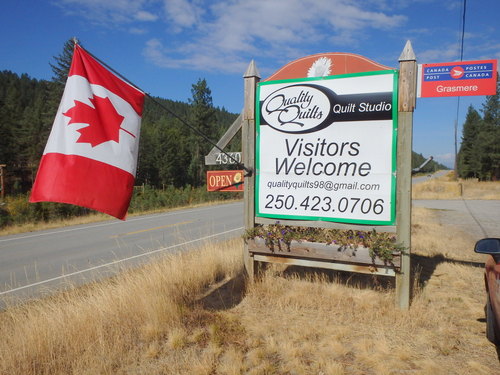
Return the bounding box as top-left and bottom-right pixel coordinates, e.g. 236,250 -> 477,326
74,41 -> 251,176
453,0 -> 467,177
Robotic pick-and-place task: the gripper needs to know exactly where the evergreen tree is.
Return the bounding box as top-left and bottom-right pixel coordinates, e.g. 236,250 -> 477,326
50,38 -> 77,86
478,74 -> 500,180
187,78 -> 216,186
457,105 -> 482,178
457,74 -> 499,181
1,47 -> 239,193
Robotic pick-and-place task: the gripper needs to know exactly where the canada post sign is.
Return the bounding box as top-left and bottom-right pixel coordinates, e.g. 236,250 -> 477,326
256,71 -> 398,225
419,59 -> 497,98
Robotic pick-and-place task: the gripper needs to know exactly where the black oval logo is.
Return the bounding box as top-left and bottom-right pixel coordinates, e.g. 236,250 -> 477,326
260,84 -> 334,134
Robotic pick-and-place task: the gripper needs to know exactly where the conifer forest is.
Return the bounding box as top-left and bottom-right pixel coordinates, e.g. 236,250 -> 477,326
5,40 -> 496,226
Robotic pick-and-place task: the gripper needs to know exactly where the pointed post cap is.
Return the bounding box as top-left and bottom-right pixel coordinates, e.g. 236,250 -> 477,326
243,60 -> 261,78
399,40 -> 416,62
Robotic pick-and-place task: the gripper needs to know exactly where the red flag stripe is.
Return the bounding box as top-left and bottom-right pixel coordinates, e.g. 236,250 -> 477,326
69,45 -> 144,116
30,154 -> 135,220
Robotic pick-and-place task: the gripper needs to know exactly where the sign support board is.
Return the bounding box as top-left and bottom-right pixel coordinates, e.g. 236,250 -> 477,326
204,113 -> 243,166
242,45 -> 415,309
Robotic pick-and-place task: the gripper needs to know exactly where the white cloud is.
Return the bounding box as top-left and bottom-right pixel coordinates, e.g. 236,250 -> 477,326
162,0 -> 204,30
418,45 -> 460,63
135,10 -> 158,22
143,38 -> 248,73
129,27 -> 148,35
54,0 -> 157,25
54,0 -> 408,72
144,0 -> 406,72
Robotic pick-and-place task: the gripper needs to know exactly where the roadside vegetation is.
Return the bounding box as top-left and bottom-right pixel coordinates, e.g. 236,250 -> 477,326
413,171 -> 500,200
0,39 -> 241,234
0,186 -> 242,235
1,186 -> 499,374
0,39 -> 497,373
456,78 -> 499,181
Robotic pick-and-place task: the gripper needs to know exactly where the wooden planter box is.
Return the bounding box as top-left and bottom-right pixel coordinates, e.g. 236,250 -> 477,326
247,237 -> 400,272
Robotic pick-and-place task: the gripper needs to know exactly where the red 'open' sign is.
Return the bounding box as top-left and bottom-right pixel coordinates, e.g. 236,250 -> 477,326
207,170 -> 244,192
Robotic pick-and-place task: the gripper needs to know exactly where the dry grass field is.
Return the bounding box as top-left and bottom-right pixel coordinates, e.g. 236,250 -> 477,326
1,177 -> 499,374
413,171 -> 500,200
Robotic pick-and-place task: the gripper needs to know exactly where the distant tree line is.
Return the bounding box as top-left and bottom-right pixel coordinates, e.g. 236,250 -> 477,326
1,39 -> 446,198
0,40 -> 239,196
412,152 -> 447,174
457,76 -> 499,180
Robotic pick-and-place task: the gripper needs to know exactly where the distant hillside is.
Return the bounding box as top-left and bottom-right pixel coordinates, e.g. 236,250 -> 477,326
412,152 -> 448,173
1,70 -> 441,195
0,71 -> 239,194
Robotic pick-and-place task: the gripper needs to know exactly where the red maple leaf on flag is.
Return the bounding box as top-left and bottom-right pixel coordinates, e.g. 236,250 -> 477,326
63,96 -> 134,147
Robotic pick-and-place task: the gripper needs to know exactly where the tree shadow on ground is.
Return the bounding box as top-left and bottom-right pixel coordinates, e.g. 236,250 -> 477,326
279,264 -> 397,290
253,252 -> 485,296
197,272 -> 246,311
411,253 -> 484,286
197,254 -> 485,311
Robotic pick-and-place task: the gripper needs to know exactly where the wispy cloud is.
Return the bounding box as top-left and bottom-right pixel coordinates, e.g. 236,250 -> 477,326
162,0 -> 204,31
135,10 -> 158,22
54,0 -> 157,26
148,0 -> 406,72
418,45 -> 461,63
54,0 -> 407,73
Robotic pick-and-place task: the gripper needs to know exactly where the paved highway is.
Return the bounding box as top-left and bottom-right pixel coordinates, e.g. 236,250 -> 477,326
412,170 -> 448,184
1,192 -> 499,307
0,202 -> 244,305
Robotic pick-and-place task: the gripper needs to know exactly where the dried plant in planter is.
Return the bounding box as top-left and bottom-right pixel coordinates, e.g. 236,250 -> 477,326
244,224 -> 406,266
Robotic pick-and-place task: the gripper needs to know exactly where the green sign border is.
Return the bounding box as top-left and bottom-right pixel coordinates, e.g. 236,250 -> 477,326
255,69 -> 399,226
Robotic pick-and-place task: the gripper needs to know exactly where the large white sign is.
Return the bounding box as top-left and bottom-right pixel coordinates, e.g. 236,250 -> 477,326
256,71 -> 398,225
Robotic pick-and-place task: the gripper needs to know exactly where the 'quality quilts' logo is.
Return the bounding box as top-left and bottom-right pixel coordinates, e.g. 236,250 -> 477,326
260,84 -> 331,134
260,83 -> 393,134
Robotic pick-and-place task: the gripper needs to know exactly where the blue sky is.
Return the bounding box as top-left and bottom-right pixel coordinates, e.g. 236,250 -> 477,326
1,0 -> 498,168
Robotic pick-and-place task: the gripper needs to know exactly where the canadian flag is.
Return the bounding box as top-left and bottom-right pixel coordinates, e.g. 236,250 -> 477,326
30,45 -> 145,220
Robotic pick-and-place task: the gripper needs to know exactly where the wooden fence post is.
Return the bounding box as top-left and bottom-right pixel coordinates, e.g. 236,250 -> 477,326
242,60 -> 260,279
0,164 -> 5,201
396,40 -> 417,309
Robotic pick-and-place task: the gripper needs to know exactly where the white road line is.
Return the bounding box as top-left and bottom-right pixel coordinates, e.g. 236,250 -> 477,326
0,202 -> 242,243
0,226 -> 243,296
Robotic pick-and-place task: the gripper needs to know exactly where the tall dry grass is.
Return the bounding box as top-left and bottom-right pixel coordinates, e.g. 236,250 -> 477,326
1,208 -> 498,374
0,240 -> 243,374
413,171 -> 500,200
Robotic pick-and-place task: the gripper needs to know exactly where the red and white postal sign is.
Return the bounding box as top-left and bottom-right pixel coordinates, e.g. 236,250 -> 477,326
418,59 -> 497,98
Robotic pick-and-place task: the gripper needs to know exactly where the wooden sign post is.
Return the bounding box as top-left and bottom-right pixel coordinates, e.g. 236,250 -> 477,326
243,42 -> 416,308
396,41 -> 417,309
242,61 -> 260,278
